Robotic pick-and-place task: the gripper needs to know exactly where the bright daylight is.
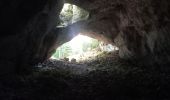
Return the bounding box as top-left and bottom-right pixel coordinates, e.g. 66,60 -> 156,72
51,3 -> 118,62
51,34 -> 118,62
2,0 -> 170,100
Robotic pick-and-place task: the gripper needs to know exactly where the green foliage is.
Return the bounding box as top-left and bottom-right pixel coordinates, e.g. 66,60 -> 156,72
59,4 -> 73,26
59,4 -> 89,26
53,43 -> 72,59
72,5 -> 89,23
91,39 -> 100,49
52,36 -> 100,59
82,39 -> 100,52
62,43 -> 72,57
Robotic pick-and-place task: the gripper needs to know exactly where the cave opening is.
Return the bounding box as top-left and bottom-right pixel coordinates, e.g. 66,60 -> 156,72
51,34 -> 118,62
0,0 -> 170,99
58,3 -> 89,27
51,3 -> 118,62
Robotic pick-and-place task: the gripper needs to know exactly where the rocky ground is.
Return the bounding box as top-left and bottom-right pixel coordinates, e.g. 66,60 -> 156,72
0,50 -> 170,100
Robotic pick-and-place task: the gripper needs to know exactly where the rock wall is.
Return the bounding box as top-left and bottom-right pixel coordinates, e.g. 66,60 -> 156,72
66,0 -> 170,66
0,0 -> 64,75
0,0 -> 170,75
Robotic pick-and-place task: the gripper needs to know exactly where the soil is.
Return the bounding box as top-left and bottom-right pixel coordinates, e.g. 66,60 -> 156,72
0,50 -> 170,100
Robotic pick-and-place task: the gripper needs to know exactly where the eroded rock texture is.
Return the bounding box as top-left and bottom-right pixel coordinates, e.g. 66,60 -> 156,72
0,0 -> 170,74
66,0 -> 170,66
0,0 -> 64,75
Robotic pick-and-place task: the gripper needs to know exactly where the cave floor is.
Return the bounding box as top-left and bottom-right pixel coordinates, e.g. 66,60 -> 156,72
0,51 -> 170,100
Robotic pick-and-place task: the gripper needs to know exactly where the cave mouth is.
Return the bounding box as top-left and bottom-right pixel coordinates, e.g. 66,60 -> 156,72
53,4 -> 118,62
58,3 -> 89,27
51,34 -> 118,62
1,0 -> 170,99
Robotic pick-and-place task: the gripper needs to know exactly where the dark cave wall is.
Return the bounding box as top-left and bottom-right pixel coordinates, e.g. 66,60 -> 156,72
66,0 -> 170,65
0,0 -> 64,75
0,0 -> 170,75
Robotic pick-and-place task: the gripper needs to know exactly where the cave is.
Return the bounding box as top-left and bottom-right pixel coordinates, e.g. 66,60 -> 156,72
0,0 -> 170,100
50,34 -> 118,62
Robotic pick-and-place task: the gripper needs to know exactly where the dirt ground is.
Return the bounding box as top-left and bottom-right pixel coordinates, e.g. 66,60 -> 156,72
0,50 -> 170,100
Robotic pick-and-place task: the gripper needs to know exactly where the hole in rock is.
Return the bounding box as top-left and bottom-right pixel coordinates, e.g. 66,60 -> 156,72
58,3 -> 89,27
1,1 -> 169,99
51,34 -> 118,62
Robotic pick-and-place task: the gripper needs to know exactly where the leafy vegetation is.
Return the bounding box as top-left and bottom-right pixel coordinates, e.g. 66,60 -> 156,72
52,35 -> 101,59
53,43 -> 72,59
82,39 -> 100,52
59,3 -> 89,26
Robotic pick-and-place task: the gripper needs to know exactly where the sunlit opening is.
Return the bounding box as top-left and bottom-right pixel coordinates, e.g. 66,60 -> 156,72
53,4 -> 119,62
51,35 -> 119,62
58,3 -> 89,27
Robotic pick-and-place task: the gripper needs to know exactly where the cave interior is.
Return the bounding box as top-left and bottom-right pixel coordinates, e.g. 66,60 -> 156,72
0,0 -> 170,99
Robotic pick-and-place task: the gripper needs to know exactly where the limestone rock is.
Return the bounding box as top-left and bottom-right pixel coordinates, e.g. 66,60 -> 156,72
0,0 -> 170,74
